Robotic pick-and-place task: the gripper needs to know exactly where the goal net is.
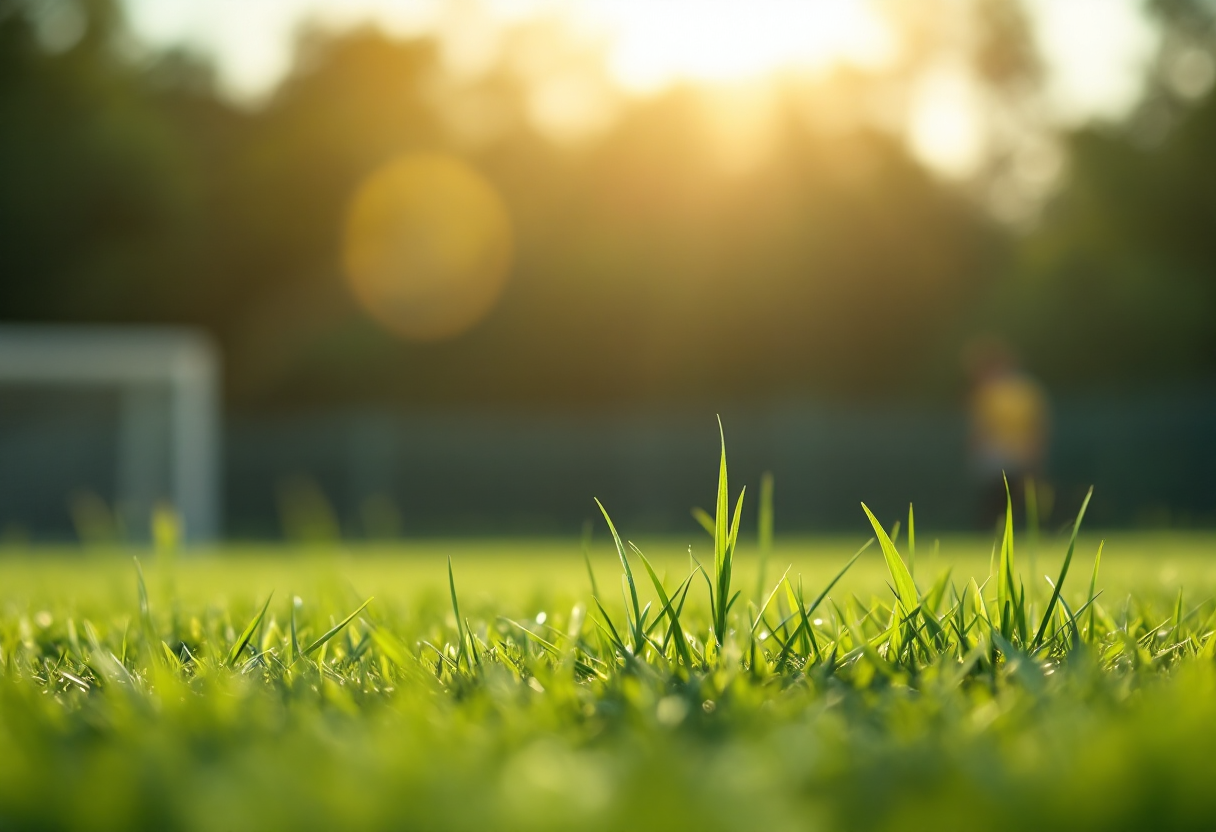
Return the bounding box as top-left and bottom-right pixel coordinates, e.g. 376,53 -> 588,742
0,326 -> 220,543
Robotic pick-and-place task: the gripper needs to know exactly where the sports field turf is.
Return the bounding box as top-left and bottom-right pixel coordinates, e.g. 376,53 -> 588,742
2,451 -> 1215,831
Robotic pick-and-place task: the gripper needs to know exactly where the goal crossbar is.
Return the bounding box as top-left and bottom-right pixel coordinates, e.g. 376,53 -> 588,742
0,325 -> 221,542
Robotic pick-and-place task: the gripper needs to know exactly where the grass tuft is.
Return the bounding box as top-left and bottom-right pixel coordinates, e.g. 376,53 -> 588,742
0,422 -> 1211,831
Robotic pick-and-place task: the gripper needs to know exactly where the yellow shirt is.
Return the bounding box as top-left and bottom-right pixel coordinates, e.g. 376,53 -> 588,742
971,374 -> 1048,471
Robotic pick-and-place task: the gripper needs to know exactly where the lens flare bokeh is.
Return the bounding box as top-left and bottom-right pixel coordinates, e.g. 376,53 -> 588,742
344,154 -> 513,342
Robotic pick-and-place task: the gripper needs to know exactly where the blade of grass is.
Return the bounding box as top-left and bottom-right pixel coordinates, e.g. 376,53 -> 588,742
300,598 -> 373,660
590,595 -> 628,656
749,565 -> 794,635
997,474 -> 1017,640
500,618 -> 562,659
711,417 -> 745,646
691,507 -> 715,537
1032,487 -> 1093,649
581,519 -> 600,598
861,504 -> 918,612
226,593 -> 273,667
134,557 -> 154,641
802,539 -> 870,624
448,556 -> 467,668
595,498 -> 642,652
631,544 -> 693,667
288,597 -> 301,665
1086,540 -> 1104,644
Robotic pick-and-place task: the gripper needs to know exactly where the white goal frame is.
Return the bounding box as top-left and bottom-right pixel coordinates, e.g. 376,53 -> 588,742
0,325 -> 221,542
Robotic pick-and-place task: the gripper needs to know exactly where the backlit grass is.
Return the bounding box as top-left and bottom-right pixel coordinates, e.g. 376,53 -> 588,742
1,431 -> 1215,831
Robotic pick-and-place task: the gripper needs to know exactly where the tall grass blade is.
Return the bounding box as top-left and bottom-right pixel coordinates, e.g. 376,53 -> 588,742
595,498 -> 642,652
134,557 -> 154,640
226,593 -> 273,667
1032,487 -> 1093,649
718,486 -> 747,640
289,597 -> 301,665
581,519 -> 600,598
750,565 -> 793,635
1086,539 -> 1104,644
448,556 -> 467,667
301,598 -> 374,659
632,544 -> 693,667
713,417 -> 729,643
861,504 -> 917,611
710,418 -> 745,647
997,474 -> 1016,639
590,595 -> 629,657
802,540 -> 871,625
691,508 -> 715,537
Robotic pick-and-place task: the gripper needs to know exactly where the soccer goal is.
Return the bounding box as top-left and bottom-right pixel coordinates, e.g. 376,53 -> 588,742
0,325 -> 221,542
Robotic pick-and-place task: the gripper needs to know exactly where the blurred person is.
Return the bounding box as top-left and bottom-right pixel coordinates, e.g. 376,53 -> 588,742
964,336 -> 1050,528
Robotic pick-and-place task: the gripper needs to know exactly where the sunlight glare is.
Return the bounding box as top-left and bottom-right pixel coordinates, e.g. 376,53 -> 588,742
586,0 -> 894,92
908,66 -> 986,178
344,154 -> 513,342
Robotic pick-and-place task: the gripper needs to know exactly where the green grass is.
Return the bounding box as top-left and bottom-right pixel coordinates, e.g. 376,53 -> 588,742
2,437 -> 1216,831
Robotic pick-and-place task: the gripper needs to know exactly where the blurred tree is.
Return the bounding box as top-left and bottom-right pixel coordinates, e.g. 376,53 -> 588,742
989,3 -> 1216,390
972,0 -> 1043,92
202,54 -> 999,407
0,0 -> 204,322
2,0 -> 1210,411
185,28 -> 446,402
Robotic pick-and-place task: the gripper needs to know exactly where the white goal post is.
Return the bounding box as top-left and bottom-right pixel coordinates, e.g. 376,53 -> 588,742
0,325 -> 221,542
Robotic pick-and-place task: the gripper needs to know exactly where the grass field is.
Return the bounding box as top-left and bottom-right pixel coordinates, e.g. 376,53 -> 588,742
3,446 -> 1216,831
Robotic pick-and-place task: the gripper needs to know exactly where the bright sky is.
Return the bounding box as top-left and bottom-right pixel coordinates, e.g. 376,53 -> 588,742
123,0 -> 1160,175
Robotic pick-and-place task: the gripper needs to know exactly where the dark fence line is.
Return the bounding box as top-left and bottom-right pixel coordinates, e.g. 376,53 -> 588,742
2,394 -> 1215,540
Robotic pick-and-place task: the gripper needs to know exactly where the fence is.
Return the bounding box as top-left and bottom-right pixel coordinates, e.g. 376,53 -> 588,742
3,391 -> 1211,540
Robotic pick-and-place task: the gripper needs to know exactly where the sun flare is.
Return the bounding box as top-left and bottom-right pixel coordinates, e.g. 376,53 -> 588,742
587,0 -> 895,92
344,154 -> 513,342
